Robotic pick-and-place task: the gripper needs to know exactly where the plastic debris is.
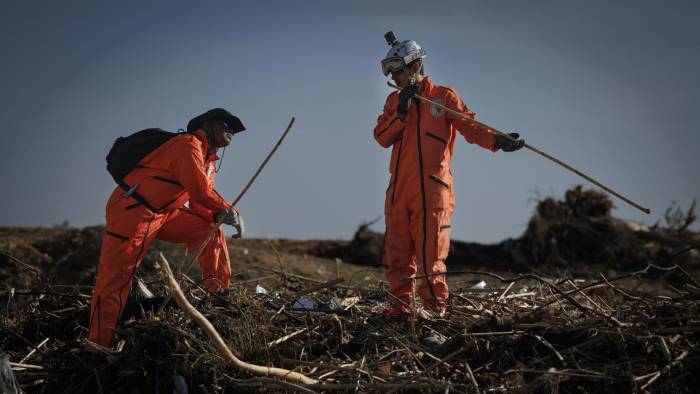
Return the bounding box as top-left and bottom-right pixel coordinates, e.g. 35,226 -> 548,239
421,335 -> 446,352
340,296 -> 360,308
0,355 -> 21,394
292,297 -> 316,311
470,280 -> 487,290
136,277 -> 155,299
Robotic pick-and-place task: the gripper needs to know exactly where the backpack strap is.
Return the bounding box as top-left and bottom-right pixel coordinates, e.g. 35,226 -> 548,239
117,180 -> 159,213
113,131 -> 195,213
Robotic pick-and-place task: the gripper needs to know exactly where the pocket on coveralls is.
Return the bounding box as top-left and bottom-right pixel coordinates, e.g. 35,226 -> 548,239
427,173 -> 451,210
436,210 -> 452,261
105,202 -> 154,255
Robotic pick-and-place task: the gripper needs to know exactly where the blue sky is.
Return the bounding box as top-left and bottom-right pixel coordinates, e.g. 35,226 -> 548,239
1,1 -> 698,242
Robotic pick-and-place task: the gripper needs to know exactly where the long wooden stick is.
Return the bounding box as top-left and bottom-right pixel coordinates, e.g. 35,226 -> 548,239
388,82 -> 650,214
157,253 -> 317,385
181,117 -> 296,276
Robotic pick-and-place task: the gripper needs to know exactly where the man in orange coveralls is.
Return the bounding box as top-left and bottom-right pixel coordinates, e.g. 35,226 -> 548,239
374,32 -> 525,317
87,108 -> 245,350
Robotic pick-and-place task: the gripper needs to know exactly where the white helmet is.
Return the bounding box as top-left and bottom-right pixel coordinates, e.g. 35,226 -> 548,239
381,31 -> 426,76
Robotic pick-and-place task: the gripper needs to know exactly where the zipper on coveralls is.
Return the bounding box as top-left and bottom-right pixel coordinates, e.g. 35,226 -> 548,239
415,99 -> 440,306
391,140 -> 403,206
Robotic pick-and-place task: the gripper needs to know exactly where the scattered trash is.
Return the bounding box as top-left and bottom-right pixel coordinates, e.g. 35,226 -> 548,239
340,296 -> 360,308
470,280 -> 487,290
292,297 -> 316,311
255,284 -> 268,295
135,277 -> 154,299
421,335 -> 446,352
0,355 -> 21,394
0,355 -> 22,394
329,296 -> 343,311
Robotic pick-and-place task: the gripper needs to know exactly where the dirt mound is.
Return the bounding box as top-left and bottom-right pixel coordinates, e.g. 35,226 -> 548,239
339,186 -> 700,272
1,226 -> 102,289
2,186 -> 697,290
517,186 -> 699,270
537,185 -> 615,219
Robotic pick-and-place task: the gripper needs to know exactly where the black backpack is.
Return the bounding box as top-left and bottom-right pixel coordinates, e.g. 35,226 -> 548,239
106,128 -> 184,211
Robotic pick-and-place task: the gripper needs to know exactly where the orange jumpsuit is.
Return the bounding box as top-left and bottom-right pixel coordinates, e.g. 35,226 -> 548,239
373,76 -> 497,310
88,129 -> 233,348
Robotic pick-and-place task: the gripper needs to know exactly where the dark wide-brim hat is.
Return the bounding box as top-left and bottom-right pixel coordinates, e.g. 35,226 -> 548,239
187,108 -> 246,133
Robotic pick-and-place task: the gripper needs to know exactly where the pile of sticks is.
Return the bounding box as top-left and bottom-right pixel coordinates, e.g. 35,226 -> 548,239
2,259 -> 698,393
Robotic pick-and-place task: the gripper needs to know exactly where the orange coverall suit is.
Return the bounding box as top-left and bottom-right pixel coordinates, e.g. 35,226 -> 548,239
374,76 -> 496,310
88,129 -> 233,348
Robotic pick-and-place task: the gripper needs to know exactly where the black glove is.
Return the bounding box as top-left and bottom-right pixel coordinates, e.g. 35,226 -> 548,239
494,132 -> 525,152
397,84 -> 421,115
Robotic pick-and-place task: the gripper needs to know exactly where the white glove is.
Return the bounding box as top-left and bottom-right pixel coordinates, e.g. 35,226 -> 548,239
232,213 -> 244,239
215,208 -> 245,238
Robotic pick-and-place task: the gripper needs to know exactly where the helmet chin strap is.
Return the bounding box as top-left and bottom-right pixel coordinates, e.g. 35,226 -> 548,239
216,146 -> 225,173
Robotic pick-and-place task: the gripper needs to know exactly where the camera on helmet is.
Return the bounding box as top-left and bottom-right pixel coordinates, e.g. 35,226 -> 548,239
384,31 -> 398,46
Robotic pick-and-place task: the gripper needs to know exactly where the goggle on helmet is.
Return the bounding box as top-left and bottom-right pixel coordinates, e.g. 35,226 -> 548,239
381,31 -> 426,76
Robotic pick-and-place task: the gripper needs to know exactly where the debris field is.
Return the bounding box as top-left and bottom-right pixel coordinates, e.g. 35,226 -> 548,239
1,187 -> 699,393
